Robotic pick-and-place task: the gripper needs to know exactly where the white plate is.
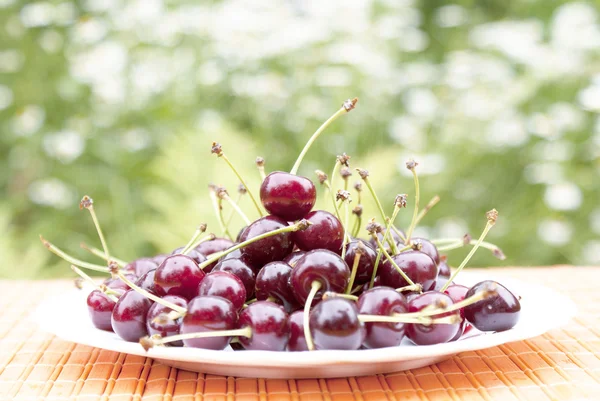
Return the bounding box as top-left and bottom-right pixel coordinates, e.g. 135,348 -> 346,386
35,272 -> 576,378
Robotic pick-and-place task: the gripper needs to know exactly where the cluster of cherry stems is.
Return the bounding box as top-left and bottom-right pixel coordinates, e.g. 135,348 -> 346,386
42,98 -> 521,352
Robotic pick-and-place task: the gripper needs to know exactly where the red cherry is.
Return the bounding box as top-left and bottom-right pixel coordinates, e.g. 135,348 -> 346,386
464,281 -> 521,332
287,310 -> 309,351
309,298 -> 365,350
292,211 -> 343,253
357,287 -> 408,348
197,271 -> 247,311
343,239 -> 377,285
405,291 -> 460,345
213,258 -> 256,299
124,258 -> 158,277
180,296 -> 237,350
259,171 -> 316,221
379,251 -> 438,292
238,215 -> 294,268
146,295 -> 188,345
255,261 -> 299,312
111,290 -> 153,342
87,290 -> 117,332
238,301 -> 289,351
154,255 -> 206,300
412,238 -> 440,265
196,237 -> 234,272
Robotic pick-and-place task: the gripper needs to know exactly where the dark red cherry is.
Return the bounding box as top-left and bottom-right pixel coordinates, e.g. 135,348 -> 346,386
238,301 -> 289,351
124,258 -> 158,277
146,295 -> 188,346
444,284 -> 469,341
287,311 -> 308,351
87,290 -> 117,331
438,256 -> 451,279
152,254 -> 169,266
255,261 -> 299,312
236,226 -> 246,242
357,287 -> 408,348
369,228 -> 405,251
464,281 -> 521,332
359,276 -> 382,294
171,247 -> 207,266
238,215 -> 294,268
135,269 -> 160,295
292,211 -> 343,253
180,295 -> 237,350
111,290 -> 153,342
310,298 -> 364,350
406,291 -> 460,345
379,251 -> 438,292
154,254 -> 206,300
196,237 -> 234,272
412,238 -> 440,265
260,171 -> 316,221
283,251 -> 306,267
344,239 -> 377,285
197,271 -> 246,310
290,249 -> 350,305
103,273 -> 138,292
213,258 -> 255,299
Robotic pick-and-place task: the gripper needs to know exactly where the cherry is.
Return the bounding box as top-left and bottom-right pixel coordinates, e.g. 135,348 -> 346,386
152,254 -> 169,266
154,254 -> 206,300
197,271 -> 247,310
111,289 -> 153,342
287,311 -> 308,351
464,281 -> 521,332
236,226 -> 246,242
309,298 -> 364,350
238,301 -> 289,351
438,256 -> 451,279
369,229 -> 404,251
146,295 -> 188,345
255,261 -> 299,312
171,247 -> 207,266
238,215 -> 294,268
292,210 -> 343,253
357,287 -> 408,348
359,276 -> 382,294
180,295 -> 237,350
344,239 -> 377,285
405,291 -> 460,345
134,269 -> 160,295
103,273 -> 138,292
259,172 -> 316,221
213,258 -> 256,299
196,237 -> 234,272
412,238 -> 440,265
290,249 -> 350,305
283,250 -> 306,267
87,290 -> 117,331
444,284 -> 469,341
379,251 -> 438,292
124,258 -> 158,277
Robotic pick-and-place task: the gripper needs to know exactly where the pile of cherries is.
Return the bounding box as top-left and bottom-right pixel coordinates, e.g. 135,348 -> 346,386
43,98 -> 521,352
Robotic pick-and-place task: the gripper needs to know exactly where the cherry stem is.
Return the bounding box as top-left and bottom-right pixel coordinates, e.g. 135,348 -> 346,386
218,152 -> 263,217
41,236 -> 109,273
70,265 -> 119,302
256,157 -> 266,181
322,181 -> 351,242
415,195 -> 440,226
368,250 -> 383,289
304,280 -> 322,351
441,211 -> 497,292
290,98 -> 357,175
395,283 -> 422,293
381,205 -> 401,255
112,268 -> 187,315
140,326 -> 252,350
80,242 -> 127,267
351,213 -> 361,238
323,292 -> 358,301
188,234 -> 216,253
359,174 -> 400,250
225,192 -> 244,227
222,192 -> 251,225
433,238 -> 505,259
404,168 -> 420,244
412,289 -> 495,317
358,314 -> 460,325
209,189 -> 233,240
80,196 -> 111,265
180,224 -> 207,255
342,199 -> 350,257
197,220 -> 310,270
372,234 -> 418,288
345,250 -> 362,294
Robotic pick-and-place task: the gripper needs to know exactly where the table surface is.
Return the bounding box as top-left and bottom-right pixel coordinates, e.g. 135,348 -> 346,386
1,266 -> 599,401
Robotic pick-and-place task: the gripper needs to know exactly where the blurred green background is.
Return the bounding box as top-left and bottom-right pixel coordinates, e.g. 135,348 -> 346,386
1,0 -> 599,279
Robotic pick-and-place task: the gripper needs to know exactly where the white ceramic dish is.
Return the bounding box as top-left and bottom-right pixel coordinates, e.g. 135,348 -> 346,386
35,272 -> 576,378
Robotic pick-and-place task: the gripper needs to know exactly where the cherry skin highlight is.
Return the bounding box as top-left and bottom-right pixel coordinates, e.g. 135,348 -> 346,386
238,301 -> 289,351
213,258 -> 256,299
290,249 -> 350,305
111,290 -> 153,342
196,237 -> 234,272
357,286 -> 408,348
171,247 -> 207,266
344,239 -> 377,285
146,295 -> 188,345
412,238 -> 440,265
438,256 -> 451,279
197,271 -> 247,311
154,254 -> 206,300
180,295 -> 237,350
406,291 -> 460,345
283,250 -> 306,267
87,290 -> 117,332
255,261 -> 299,312
464,280 -> 521,332
260,171 -> 316,221
292,210 -> 344,253
287,310 -> 309,351
379,251 -> 438,292
124,257 -> 158,277
238,215 -> 294,268
309,297 -> 365,350
103,273 -> 138,292
135,269 -> 160,295
444,283 -> 469,341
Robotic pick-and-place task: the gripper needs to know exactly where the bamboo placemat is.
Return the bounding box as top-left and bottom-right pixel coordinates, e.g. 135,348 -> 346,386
0,266 -> 598,401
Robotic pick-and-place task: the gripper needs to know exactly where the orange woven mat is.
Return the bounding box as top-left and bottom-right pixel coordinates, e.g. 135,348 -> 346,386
0,266 -> 599,401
